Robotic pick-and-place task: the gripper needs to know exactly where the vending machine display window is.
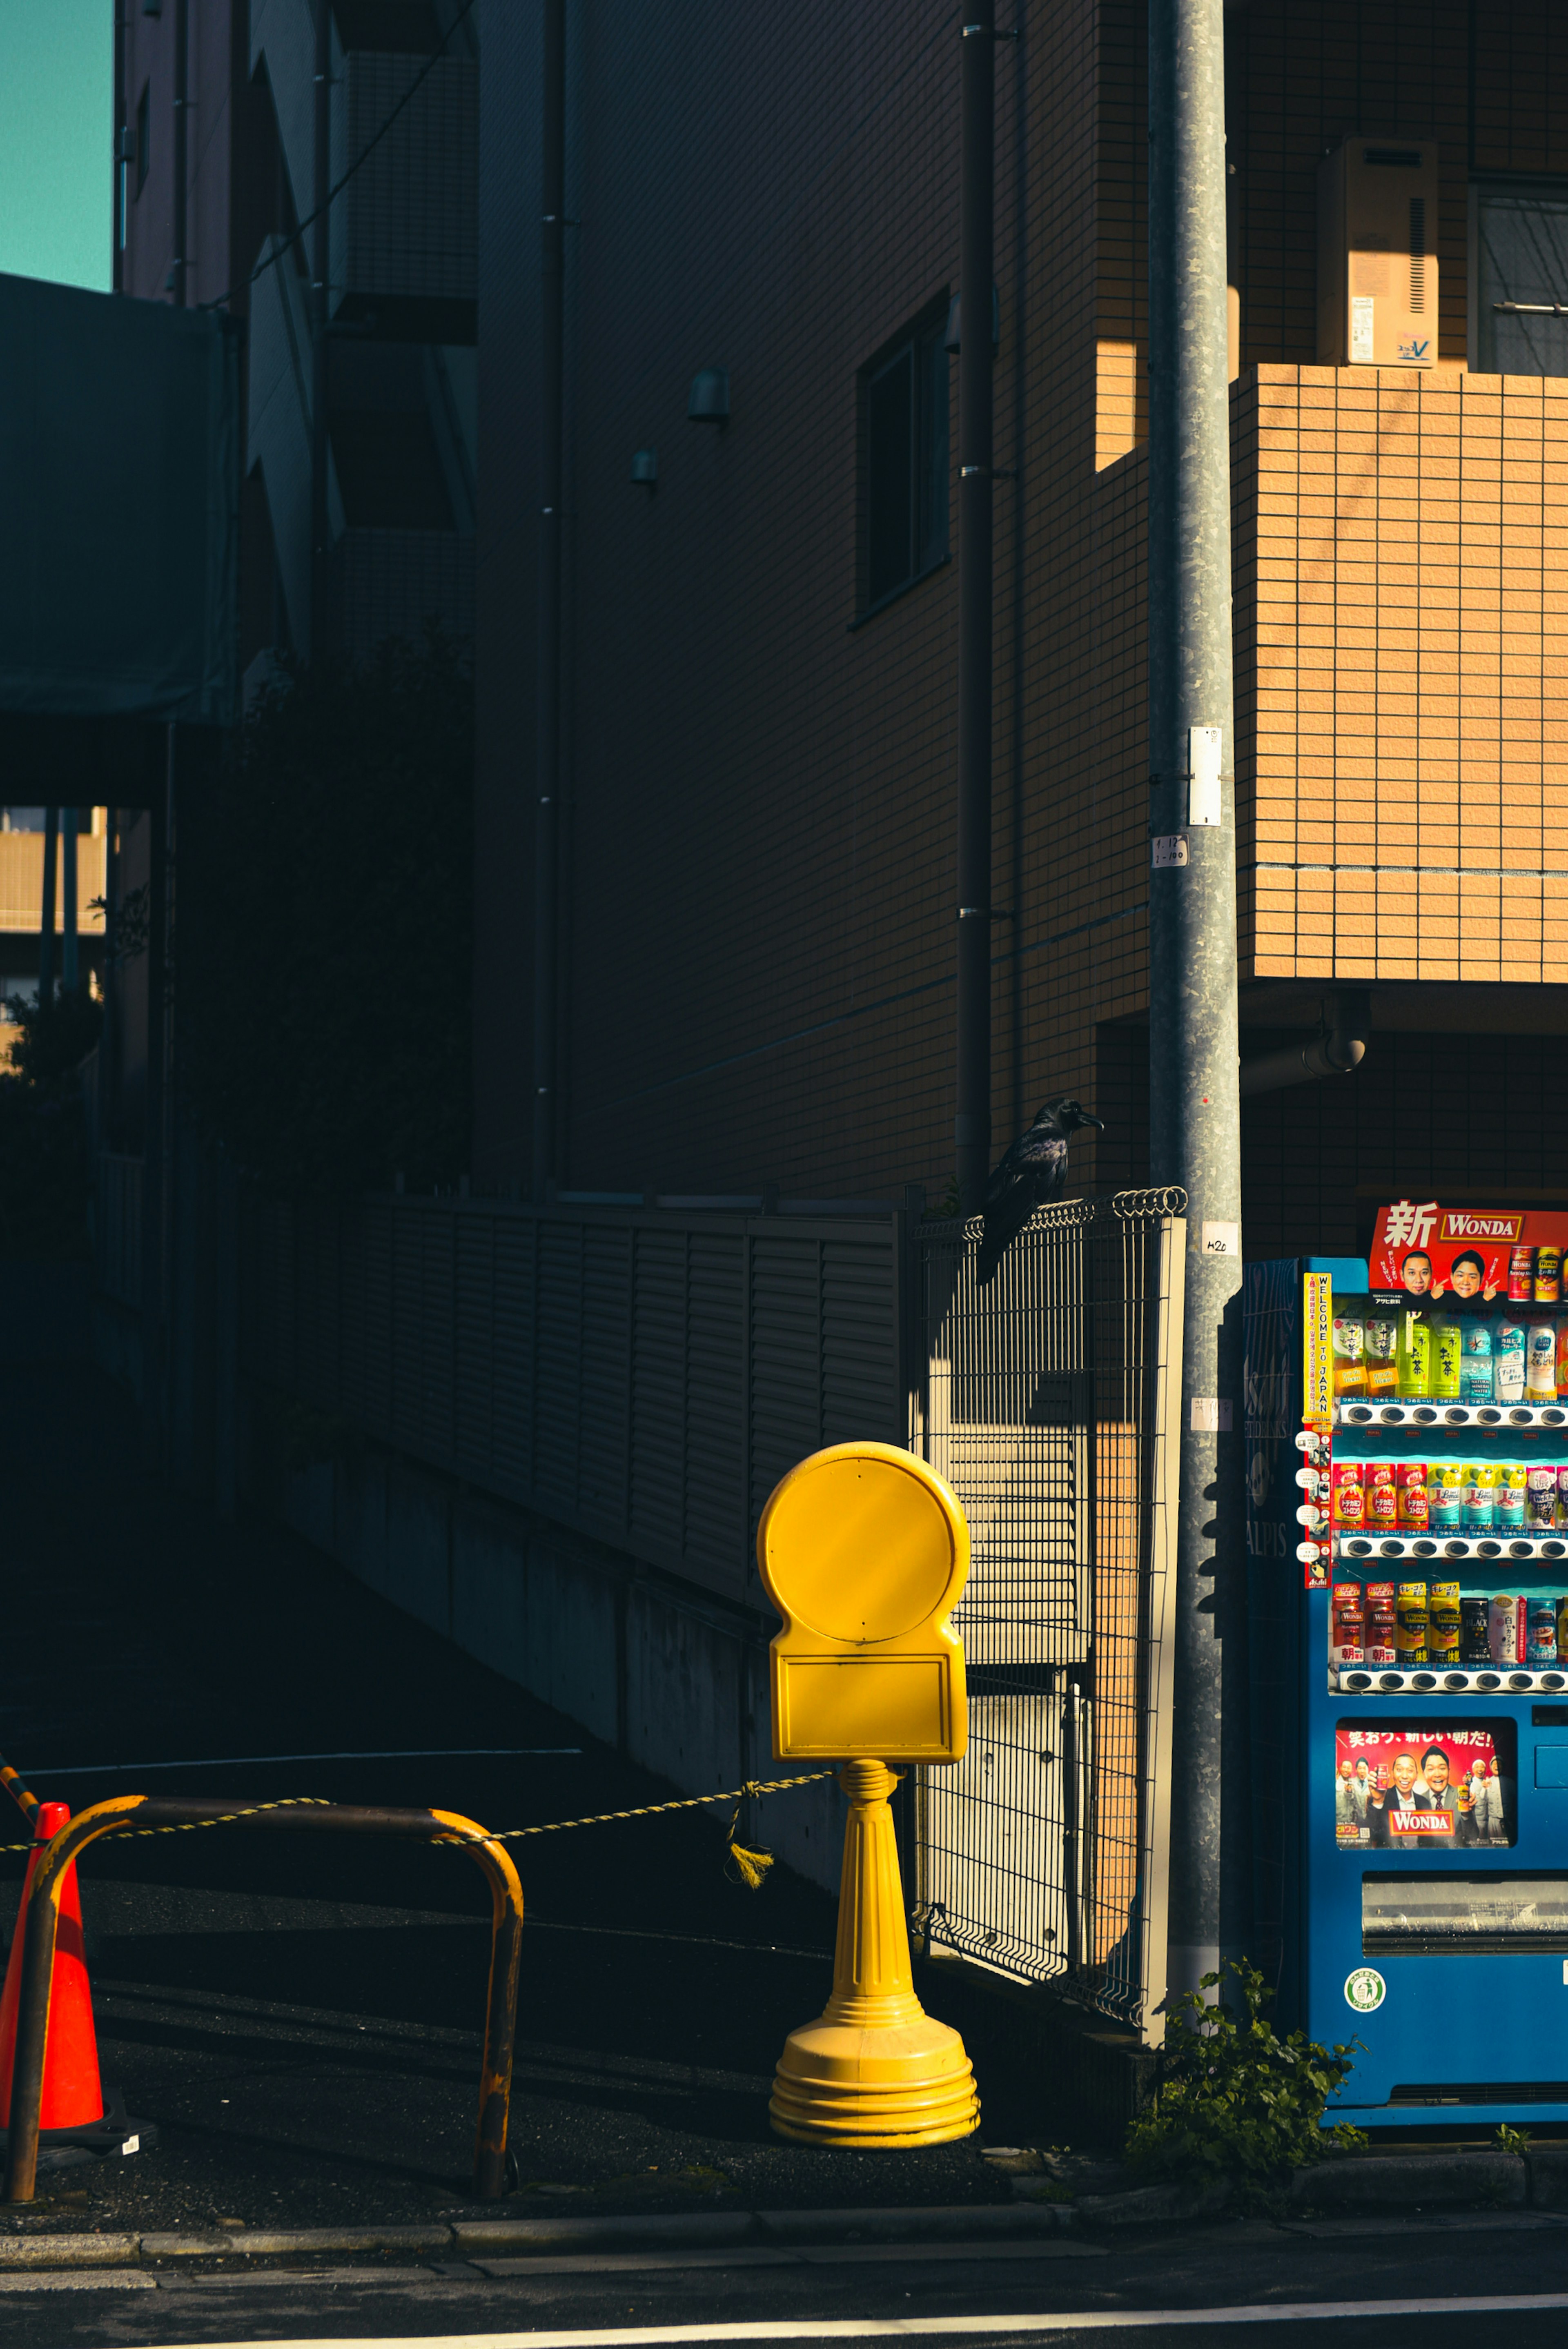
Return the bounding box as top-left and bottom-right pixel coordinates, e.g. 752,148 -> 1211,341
1363,1872 -> 1568,1955
1334,1720 -> 1516,1849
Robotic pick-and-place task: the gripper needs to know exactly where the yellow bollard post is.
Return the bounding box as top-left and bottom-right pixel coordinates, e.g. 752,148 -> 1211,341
770,1756 -> 978,2144
758,1442 -> 980,2147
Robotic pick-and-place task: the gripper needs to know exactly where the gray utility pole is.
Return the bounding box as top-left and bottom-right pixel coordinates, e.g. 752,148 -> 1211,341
1145,0 -> 1246,2004
955,5 -> 996,1218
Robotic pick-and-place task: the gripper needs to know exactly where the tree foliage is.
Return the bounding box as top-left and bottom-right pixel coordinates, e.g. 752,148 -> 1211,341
177,635 -> 473,1198
0,985 -> 102,1260
1124,1961 -> 1367,2207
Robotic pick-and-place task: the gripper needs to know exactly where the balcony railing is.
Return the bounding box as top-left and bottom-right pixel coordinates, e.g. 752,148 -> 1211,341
0,831 -> 105,935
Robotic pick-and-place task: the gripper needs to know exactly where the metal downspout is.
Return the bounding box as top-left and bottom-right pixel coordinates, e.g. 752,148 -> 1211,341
173,0 -> 189,307
956,8 -> 996,1217
310,0 -> 332,658
533,0 -> 567,1201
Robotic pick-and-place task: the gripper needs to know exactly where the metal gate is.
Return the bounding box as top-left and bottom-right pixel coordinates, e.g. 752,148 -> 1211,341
908,1191 -> 1185,2041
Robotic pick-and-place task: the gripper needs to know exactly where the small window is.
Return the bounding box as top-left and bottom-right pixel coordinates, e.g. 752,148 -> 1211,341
861,308 -> 949,616
136,84 -> 150,196
1474,178 -> 1568,374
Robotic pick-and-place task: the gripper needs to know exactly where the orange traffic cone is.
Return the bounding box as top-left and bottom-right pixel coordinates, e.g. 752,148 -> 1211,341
0,1801 -> 138,2155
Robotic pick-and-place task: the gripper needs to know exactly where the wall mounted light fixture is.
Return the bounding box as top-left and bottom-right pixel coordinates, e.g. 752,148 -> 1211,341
943,287 -> 1001,356
630,447 -> 658,485
687,367 -> 731,423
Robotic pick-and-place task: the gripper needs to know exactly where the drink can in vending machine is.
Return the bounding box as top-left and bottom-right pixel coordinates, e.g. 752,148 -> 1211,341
1461,1320 -> 1494,1402
1528,1323 -> 1559,1398
1430,1314 -> 1462,1399
1395,1461 -> 1429,1531
1510,1244 -> 1537,1302
1463,1461 -> 1497,1533
1428,1581 -> 1461,1662
1331,1584 -> 1365,1668
1537,1245 -> 1563,1305
1332,1309 -> 1367,1397
1460,1596 -> 1492,1663
1331,1463 -> 1365,1527
1429,1461 -> 1464,1532
1395,1583 -> 1428,1664
1365,1309 -> 1399,1398
1528,1465 -> 1559,1531
1366,1461 -> 1399,1530
1557,1593 -> 1568,1659
1497,1461 -> 1528,1536
1490,1595 -> 1523,1668
1494,1319 -> 1528,1404
1397,1312 -> 1432,1398
1365,1582 -> 1398,1667
1558,1465 -> 1568,1531
1528,1598 -> 1559,1666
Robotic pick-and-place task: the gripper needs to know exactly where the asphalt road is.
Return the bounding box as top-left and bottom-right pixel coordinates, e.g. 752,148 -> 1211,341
3,2217 -> 1568,2346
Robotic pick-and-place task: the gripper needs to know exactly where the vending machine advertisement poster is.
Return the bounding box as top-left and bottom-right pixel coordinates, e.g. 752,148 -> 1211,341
1370,1202 -> 1568,1301
1333,1723 -> 1515,1850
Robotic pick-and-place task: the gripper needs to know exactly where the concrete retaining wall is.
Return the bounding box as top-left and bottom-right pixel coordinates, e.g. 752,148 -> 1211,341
264,1419 -> 847,1894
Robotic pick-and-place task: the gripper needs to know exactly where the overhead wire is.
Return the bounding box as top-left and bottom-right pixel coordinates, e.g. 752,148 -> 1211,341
199,0 -> 478,314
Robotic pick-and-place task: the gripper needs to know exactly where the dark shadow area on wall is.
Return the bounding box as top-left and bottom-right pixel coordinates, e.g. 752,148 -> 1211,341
1096,1025 -> 1568,1262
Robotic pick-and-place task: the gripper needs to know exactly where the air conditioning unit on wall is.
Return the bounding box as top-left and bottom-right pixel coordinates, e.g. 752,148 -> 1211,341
1318,137 -> 1439,367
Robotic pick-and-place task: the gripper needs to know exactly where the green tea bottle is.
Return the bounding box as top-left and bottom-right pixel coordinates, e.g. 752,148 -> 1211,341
1396,1308 -> 1432,1399
1428,1310 -> 1461,1400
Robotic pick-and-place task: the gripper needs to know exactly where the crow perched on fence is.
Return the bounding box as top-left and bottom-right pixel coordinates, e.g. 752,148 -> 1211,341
976,1097 -> 1105,1287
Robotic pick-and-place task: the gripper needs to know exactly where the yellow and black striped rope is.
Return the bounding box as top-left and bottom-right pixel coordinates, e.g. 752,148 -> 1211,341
0,1795 -> 334,1855
0,1775 -> 837,1859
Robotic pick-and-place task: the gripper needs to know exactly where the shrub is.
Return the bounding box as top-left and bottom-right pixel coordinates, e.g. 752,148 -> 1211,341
1124,1960 -> 1367,2207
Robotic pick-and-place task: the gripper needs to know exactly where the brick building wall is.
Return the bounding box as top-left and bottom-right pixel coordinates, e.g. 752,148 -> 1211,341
476,0 -> 1568,1254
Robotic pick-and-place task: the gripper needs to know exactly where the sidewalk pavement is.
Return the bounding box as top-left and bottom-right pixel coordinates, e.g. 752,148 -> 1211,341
0,1364 -> 1064,2239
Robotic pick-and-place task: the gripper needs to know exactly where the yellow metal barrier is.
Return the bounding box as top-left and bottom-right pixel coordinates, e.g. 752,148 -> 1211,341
1,1795 -> 522,2206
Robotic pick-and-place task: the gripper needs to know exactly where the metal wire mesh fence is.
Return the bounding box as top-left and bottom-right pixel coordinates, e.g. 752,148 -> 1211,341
908,1191 -> 1186,2037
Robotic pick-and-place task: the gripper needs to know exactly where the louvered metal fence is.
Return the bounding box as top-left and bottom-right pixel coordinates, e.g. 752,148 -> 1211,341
238,1190 -> 907,1612
221,1180 -> 1184,2039
909,1192 -> 1186,2040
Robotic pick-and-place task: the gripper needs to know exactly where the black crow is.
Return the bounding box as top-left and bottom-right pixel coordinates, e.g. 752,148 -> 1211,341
976,1096 -> 1105,1286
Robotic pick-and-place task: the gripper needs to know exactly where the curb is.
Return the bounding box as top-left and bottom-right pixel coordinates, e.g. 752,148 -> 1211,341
0,2205 -> 1078,2272
1016,2147 -> 1562,2228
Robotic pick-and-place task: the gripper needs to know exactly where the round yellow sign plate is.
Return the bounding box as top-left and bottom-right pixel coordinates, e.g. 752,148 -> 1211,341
760,1449 -> 962,1644
757,1442 -> 970,1763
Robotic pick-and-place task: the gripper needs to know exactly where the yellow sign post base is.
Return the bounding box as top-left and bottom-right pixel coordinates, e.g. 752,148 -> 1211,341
769,1759 -> 979,2147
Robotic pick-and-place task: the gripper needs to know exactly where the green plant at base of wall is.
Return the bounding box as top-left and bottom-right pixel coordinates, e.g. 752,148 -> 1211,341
1124,1960 -> 1367,2209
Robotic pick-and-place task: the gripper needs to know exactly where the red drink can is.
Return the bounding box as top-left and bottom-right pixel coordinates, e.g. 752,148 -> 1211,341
1366,1461 -> 1399,1529
1332,1463 -> 1365,1526
1363,1579 -> 1401,1672
1395,1461 -> 1429,1531
1510,1245 -> 1536,1302
1332,1583 -> 1365,1667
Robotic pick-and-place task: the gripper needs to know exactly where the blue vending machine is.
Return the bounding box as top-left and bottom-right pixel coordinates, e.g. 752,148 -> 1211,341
1245,1207 -> 1568,2127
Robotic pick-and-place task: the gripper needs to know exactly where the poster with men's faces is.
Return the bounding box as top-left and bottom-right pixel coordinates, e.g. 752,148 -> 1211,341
1334,1725 -> 1512,1850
